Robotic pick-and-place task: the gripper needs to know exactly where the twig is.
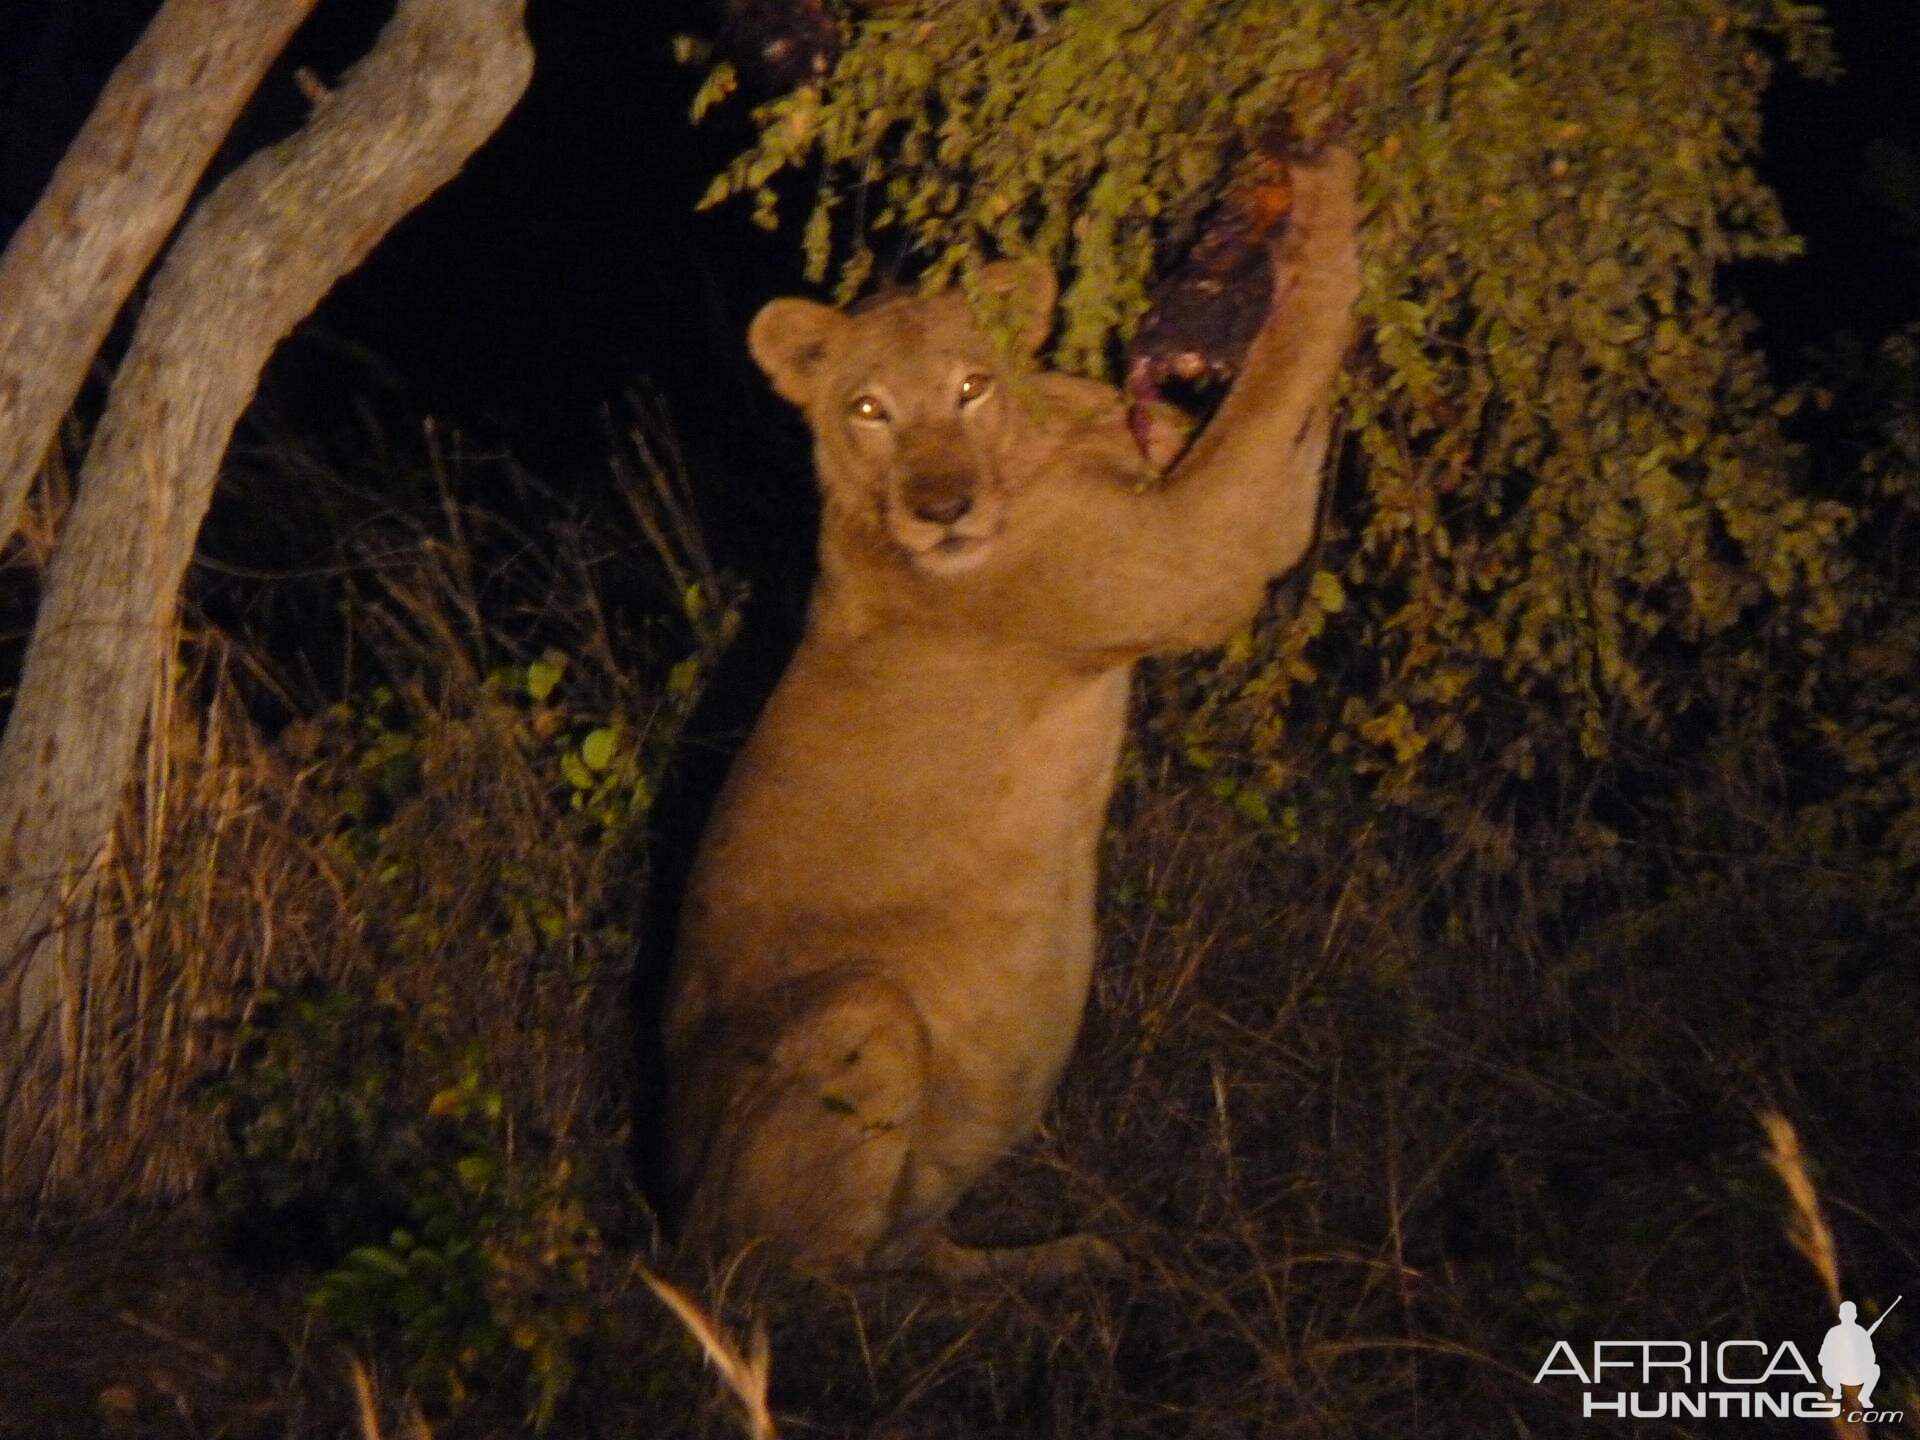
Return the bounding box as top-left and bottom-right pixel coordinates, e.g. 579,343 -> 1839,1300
641,1269 -> 776,1440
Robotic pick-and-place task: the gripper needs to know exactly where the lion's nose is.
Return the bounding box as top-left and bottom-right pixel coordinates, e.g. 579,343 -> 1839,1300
911,492 -> 973,526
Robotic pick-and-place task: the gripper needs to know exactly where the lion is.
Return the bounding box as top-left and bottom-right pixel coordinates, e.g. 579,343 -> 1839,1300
663,147 -> 1361,1280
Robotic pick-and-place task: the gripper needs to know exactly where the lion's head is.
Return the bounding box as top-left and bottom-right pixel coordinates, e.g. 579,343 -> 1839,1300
748,262 -> 1056,575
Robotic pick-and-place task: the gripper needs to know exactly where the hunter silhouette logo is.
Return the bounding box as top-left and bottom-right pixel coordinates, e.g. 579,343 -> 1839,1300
1821,1297 -> 1898,1408
1532,1294 -> 1905,1422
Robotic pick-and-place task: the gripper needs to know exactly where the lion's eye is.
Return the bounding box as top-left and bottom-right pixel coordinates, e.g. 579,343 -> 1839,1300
849,394 -> 889,423
957,373 -> 992,405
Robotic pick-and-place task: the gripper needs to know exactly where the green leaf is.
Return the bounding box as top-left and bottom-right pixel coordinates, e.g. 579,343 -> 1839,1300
347,1244 -> 409,1280
667,657 -> 701,699
526,652 -> 566,703
580,727 -> 618,772
560,751 -> 593,792
1310,569 -> 1347,614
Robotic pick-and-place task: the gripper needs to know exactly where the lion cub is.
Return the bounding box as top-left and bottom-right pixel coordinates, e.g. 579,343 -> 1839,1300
665,149 -> 1360,1279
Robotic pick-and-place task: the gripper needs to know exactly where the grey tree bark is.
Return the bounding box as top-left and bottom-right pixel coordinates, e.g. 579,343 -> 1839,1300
0,0 -> 533,1055
0,0 -> 321,554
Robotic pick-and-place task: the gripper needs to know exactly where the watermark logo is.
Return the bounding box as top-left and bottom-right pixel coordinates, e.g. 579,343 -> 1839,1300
1533,1296 -> 1903,1423
1820,1298 -> 1891,1408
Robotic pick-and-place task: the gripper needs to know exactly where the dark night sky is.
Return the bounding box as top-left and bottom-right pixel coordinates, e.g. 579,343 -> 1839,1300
1742,0 -> 1920,358
2,0 -> 1917,577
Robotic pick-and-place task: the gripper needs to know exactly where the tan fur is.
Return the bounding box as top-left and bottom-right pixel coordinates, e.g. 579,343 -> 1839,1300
664,149 -> 1361,1279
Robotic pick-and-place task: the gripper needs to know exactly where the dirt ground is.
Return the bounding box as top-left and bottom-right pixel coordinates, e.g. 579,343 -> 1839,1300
1,1213 -> 328,1440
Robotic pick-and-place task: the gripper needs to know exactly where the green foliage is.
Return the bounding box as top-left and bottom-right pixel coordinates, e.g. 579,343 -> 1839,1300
206,979 -> 415,1259
304,1048 -> 602,1426
698,0 -> 1857,850
315,1212 -> 501,1399
209,663 -> 643,1424
228,603 -> 735,1418
215,979 -> 604,1424
302,1045 -> 511,1410
199,455 -> 745,1428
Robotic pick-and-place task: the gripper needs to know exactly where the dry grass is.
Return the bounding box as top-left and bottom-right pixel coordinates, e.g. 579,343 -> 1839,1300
1,411 -> 731,1217
1762,1113 -> 1867,1440
642,1269 -> 775,1440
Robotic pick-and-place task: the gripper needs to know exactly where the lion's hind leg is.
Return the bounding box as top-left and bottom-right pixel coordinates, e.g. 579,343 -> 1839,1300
687,971 -> 931,1274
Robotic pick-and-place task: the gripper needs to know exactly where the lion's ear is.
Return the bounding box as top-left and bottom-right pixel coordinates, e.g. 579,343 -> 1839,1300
977,259 -> 1057,355
748,297 -> 847,408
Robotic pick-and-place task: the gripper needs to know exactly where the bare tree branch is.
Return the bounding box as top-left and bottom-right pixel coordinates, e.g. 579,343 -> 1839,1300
0,0 -> 321,553
0,0 -> 533,1054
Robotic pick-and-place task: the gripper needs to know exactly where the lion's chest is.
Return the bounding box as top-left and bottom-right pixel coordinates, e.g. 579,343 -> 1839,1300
678,635 -> 1132,1126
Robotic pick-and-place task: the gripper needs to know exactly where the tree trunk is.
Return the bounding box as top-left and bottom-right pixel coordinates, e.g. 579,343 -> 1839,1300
0,0 -> 533,1055
0,0 -> 321,554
